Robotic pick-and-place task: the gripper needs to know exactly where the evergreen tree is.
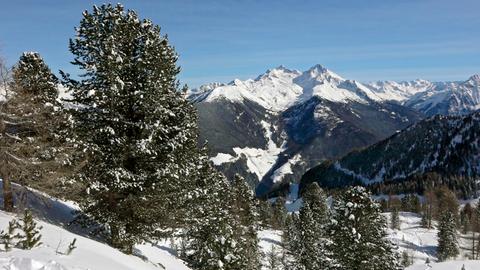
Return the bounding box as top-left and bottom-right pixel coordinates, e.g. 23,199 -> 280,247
265,245 -> 280,270
0,220 -> 19,251
401,250 -> 412,268
63,4 -> 199,252
0,52 -> 68,211
296,183 -> 333,270
271,197 -> 287,230
229,174 -> 261,270
437,211 -> 459,261
460,210 -> 470,234
257,199 -> 272,229
328,186 -> 400,270
182,155 -> 239,270
390,207 -> 400,230
281,213 -> 298,270
17,209 -> 42,249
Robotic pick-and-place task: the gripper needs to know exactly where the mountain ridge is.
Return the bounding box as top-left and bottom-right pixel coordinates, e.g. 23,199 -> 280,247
190,65 -> 428,196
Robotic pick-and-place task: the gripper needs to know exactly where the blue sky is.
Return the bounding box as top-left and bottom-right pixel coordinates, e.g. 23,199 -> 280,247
1,0 -> 479,87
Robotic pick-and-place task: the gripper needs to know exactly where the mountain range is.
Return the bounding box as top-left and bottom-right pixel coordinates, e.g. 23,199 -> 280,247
300,110 -> 480,197
188,65 -> 480,197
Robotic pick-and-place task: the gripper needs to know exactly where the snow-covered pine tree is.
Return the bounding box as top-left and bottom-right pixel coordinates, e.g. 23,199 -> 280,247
329,186 -> 400,270
182,154 -> 239,270
265,245 -> 280,270
62,4 -> 199,252
281,213 -> 299,270
302,182 -> 328,225
401,250 -> 412,267
0,52 -> 69,211
296,183 -> 333,270
229,174 -> 261,270
0,220 -> 19,251
390,207 -> 400,230
17,209 -> 42,249
271,197 -> 287,230
437,211 -> 459,261
257,199 -> 272,228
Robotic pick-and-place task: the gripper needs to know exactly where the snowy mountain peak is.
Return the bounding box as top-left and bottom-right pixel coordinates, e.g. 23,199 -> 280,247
304,64 -> 344,81
229,78 -> 245,86
257,66 -> 301,81
467,74 -> 480,84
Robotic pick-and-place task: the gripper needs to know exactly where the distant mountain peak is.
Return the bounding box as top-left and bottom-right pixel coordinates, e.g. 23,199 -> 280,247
467,74 -> 480,83
304,64 -> 344,81
258,65 -> 301,80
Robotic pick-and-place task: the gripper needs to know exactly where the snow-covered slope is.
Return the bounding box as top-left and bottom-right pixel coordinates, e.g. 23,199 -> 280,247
367,75 -> 480,116
407,260 -> 480,270
0,188 -> 190,270
389,212 -> 479,269
366,79 -> 434,102
258,211 -> 480,270
405,75 -> 480,116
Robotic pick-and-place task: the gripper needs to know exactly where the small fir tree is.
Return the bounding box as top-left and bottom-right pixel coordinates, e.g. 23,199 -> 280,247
437,211 -> 459,261
229,174 -> 261,270
400,250 -> 412,267
390,207 -> 400,230
281,213 -> 298,270
182,155 -> 239,270
265,245 -> 280,270
0,220 -> 19,251
17,209 -> 42,249
271,197 -> 287,230
296,183 -> 334,270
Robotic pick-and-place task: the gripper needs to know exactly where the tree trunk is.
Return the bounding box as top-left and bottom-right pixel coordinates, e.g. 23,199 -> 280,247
110,222 -> 120,248
3,174 -> 14,212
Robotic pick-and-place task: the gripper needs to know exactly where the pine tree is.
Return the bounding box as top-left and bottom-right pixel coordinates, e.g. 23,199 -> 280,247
390,207 -> 400,230
17,209 -> 42,249
62,4 -> 200,253
437,211 -> 459,261
182,154 -> 239,270
0,52 -> 69,211
296,183 -> 333,270
400,250 -> 411,267
271,197 -> 287,230
229,174 -> 261,270
265,245 -> 280,270
281,213 -> 298,270
0,220 -> 19,251
257,199 -> 272,229
328,186 -> 400,270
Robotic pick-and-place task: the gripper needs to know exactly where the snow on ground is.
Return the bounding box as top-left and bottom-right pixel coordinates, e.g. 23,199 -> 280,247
258,230 -> 282,270
271,154 -> 302,183
387,212 -> 438,265
230,120 -> 284,181
387,212 -> 480,268
210,153 -> 238,166
407,260 -> 480,270
0,211 -> 190,270
0,185 -> 190,270
257,211 -> 480,270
